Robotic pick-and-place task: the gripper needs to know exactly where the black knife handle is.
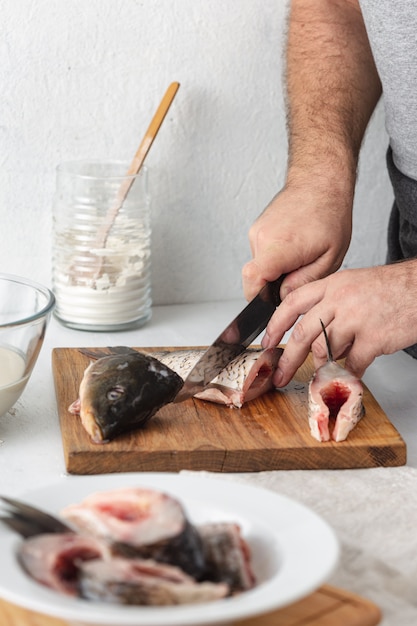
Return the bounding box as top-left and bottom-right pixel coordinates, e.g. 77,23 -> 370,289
232,274 -> 287,348
261,274 -> 287,307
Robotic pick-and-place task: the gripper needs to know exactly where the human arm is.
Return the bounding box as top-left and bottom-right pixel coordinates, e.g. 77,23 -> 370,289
262,261 -> 417,386
242,0 -> 382,301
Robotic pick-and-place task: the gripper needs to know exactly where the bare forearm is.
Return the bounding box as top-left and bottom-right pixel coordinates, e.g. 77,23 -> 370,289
242,0 -> 383,300
286,0 -> 382,188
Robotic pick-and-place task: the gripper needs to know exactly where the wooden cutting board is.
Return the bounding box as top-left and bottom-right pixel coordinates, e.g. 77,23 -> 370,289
52,346 -> 406,474
0,585 -> 381,626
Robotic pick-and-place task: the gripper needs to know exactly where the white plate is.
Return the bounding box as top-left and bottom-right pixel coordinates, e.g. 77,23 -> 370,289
0,473 -> 339,626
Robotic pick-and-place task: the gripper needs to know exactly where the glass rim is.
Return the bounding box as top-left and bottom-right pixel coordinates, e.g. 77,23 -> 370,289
0,273 -> 56,328
56,160 -> 148,181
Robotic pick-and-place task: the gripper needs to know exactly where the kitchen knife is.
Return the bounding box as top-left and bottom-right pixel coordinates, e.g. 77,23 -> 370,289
174,275 -> 286,402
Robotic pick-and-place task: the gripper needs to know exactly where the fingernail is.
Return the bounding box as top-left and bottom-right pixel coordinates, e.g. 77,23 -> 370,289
281,283 -> 292,299
261,332 -> 271,349
273,368 -> 283,387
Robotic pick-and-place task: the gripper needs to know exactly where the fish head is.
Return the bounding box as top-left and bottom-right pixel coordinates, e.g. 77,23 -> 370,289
77,353 -> 183,443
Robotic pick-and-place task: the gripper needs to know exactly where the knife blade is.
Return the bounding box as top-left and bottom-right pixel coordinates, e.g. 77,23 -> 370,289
173,275 -> 286,402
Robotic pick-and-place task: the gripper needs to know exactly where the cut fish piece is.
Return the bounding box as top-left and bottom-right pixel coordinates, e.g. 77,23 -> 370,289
18,532 -> 109,596
308,359 -> 364,442
199,522 -> 256,593
79,557 -> 229,605
308,321 -> 365,442
70,346 -> 281,444
156,347 -> 283,408
68,351 -> 183,443
61,487 -> 206,579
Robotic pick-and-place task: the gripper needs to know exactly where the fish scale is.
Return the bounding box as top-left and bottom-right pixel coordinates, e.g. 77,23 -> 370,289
154,349 -> 276,390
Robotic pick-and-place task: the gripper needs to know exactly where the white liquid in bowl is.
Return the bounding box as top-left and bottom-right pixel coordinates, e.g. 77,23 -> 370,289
0,347 -> 28,416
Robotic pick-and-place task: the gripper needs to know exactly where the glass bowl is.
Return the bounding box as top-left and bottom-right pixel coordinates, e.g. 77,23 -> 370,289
0,274 -> 55,417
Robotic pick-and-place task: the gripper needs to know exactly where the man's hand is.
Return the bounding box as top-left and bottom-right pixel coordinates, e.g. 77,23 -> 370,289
242,182 -> 353,302
262,261 -> 417,387
242,0 -> 381,304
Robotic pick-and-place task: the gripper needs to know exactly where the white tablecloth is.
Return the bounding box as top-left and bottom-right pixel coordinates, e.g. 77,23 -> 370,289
191,467 -> 417,626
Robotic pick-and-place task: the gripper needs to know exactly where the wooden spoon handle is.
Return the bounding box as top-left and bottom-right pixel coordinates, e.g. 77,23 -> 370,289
97,82 -> 180,249
126,81 -> 180,178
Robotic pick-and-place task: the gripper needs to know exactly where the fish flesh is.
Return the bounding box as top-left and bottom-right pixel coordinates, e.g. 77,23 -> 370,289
68,351 -> 183,443
198,522 -> 255,593
15,486 -> 255,606
18,535 -> 229,604
308,322 -> 365,442
70,346 -> 282,443
18,532 -> 109,596
61,487 -> 206,580
79,557 -> 229,605
154,347 -> 283,409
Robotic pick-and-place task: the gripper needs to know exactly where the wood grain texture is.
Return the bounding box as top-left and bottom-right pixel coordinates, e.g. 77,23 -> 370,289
52,347 -> 406,474
0,585 -> 382,626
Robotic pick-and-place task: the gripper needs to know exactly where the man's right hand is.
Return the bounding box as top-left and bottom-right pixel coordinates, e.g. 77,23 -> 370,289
242,181 -> 353,302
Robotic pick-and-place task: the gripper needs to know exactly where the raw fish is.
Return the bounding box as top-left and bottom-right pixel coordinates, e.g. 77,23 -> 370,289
68,351 -> 183,443
18,533 -> 109,596
14,486 -> 256,606
199,522 -> 255,593
70,346 -> 282,442
155,347 -> 283,408
61,487 -> 206,580
308,322 -> 365,442
79,557 -> 229,605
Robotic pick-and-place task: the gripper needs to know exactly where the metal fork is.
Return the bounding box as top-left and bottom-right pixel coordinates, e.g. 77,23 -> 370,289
0,495 -> 74,538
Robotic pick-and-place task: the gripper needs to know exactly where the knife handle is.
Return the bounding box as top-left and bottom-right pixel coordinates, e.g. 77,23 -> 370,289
262,274 -> 287,307
231,274 -> 287,348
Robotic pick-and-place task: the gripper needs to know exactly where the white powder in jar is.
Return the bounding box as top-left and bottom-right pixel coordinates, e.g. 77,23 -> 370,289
52,219 -> 152,329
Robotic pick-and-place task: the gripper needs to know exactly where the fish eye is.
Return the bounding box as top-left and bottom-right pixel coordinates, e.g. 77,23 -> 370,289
107,386 -> 125,402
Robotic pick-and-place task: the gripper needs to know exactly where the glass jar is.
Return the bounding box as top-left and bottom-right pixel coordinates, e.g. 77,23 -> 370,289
52,161 -> 151,331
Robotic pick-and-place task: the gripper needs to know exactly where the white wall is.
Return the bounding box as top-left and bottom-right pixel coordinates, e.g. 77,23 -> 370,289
0,0 -> 393,305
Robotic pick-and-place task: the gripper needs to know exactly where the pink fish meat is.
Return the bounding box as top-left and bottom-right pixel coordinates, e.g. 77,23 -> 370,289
18,534 -> 229,604
15,486 -> 256,606
61,487 -> 206,580
308,322 -> 365,442
18,533 -> 109,596
155,347 -> 283,408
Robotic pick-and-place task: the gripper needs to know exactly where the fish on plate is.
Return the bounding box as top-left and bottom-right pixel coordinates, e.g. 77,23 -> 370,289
78,557 -> 229,605
69,346 -> 282,443
61,487 -> 206,580
308,321 -> 365,442
16,486 -> 255,605
19,533 -> 109,596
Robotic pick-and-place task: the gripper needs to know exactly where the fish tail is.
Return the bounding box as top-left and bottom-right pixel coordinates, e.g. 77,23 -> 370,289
319,319 -> 333,362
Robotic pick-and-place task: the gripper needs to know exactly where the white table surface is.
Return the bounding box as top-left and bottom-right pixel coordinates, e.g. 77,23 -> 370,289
1,300 -> 417,624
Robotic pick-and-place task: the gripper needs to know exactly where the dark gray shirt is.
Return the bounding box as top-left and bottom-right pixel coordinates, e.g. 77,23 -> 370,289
360,1 -> 417,358
359,0 -> 417,180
